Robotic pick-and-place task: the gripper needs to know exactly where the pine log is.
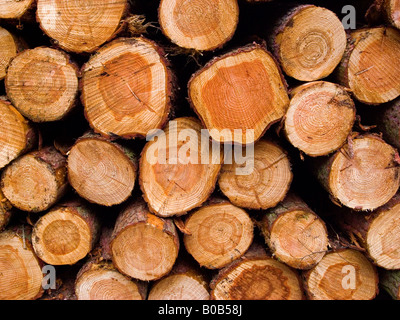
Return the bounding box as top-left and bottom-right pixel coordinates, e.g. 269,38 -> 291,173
218,139 -> 292,210
337,27 -> 400,105
284,81 -> 356,157
75,259 -> 147,300
75,226 -> 147,300
270,5 -> 346,81
139,117 -> 222,217
36,0 -> 128,53
1,146 -> 68,212
0,188 -> 13,231
158,0 -> 239,51
302,249 -> 379,300
0,99 -> 36,169
32,199 -> 100,265
313,133 -> 400,211
5,47 -> 79,122
110,199 -> 180,281
0,26 -> 26,80
67,133 -> 137,206
258,193 -> 328,270
0,0 -> 35,20
0,225 -> 44,300
380,269 -> 400,299
148,256 -> 210,300
183,200 -> 254,269
188,43 -> 289,145
210,242 -> 305,300
81,37 -> 175,139
335,193 -> 400,270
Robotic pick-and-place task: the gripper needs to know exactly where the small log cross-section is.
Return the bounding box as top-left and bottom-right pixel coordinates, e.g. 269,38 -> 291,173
81,37 -> 174,139
67,134 -> 137,207
210,244 -> 304,300
302,249 -> 379,300
313,134 -> 400,211
337,194 -> 400,270
110,200 -> 180,281
0,99 -> 36,169
259,194 -> 329,270
284,81 -> 356,157
140,117 -> 222,217
75,260 -> 147,300
148,258 -> 210,300
0,227 -> 44,300
383,0 -> 400,29
337,27 -> 400,104
36,0 -> 128,53
271,5 -> 346,81
1,146 -> 68,213
0,0 -> 35,19
188,44 -> 289,145
183,200 -> 254,269
158,0 -> 239,51
32,200 -> 100,265
218,139 -> 292,210
5,47 -> 79,122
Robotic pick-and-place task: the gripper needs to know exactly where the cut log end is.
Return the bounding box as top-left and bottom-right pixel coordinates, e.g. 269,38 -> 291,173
183,202 -> 254,269
75,261 -> 145,300
158,0 -> 239,51
5,47 -> 79,122
342,27 -> 400,104
0,147 -> 68,212
0,0 -> 35,19
366,202 -> 400,269
188,44 -> 289,145
328,135 -> 400,211
32,203 -> 99,265
273,5 -> 346,81
0,100 -> 35,169
219,139 -> 292,210
285,81 -> 356,157
0,189 -> 13,231
111,201 -> 180,281
0,229 -> 43,300
67,137 -> 136,206
210,257 -> 304,300
260,194 -> 329,270
36,0 -> 127,53
0,27 -> 18,80
148,274 -> 210,300
82,37 -> 173,139
303,249 -> 379,300
140,117 -> 222,217
385,0 -> 400,29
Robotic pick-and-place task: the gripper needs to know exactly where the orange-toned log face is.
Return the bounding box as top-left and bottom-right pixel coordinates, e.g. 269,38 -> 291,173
202,60 -> 273,130
82,38 -> 170,138
42,220 -> 80,255
99,53 -> 153,121
189,47 -> 289,144
348,27 -> 400,104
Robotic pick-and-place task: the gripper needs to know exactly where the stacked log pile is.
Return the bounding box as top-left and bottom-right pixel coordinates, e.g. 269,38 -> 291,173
2,0 -> 400,301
